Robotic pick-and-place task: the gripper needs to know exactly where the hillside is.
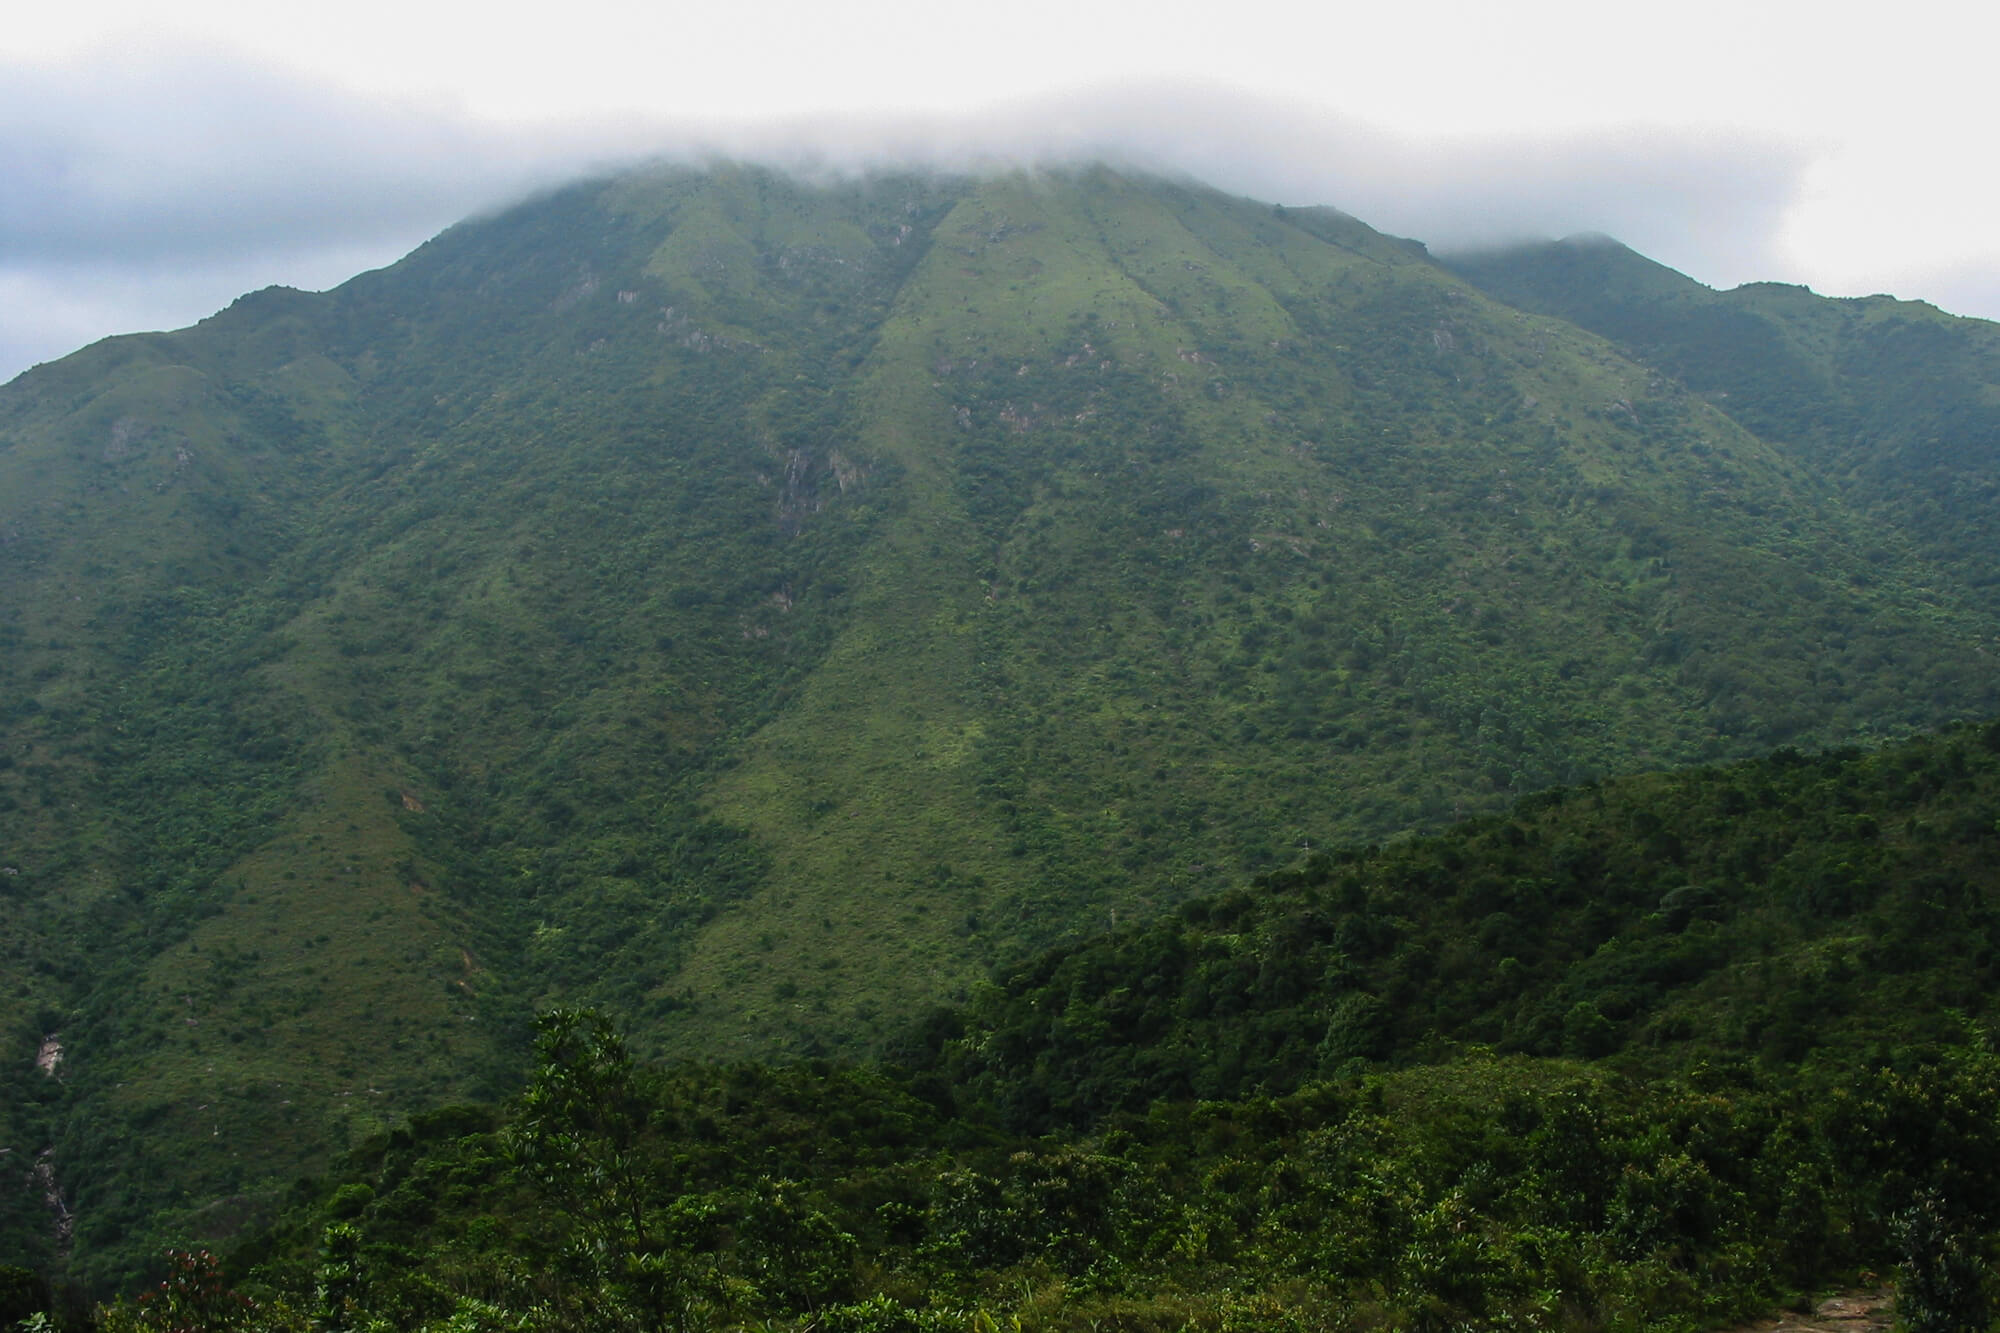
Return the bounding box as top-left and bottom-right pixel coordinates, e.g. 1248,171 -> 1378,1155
1445,236 -> 2000,613
3,162 -> 1999,1285
919,721 -> 2000,1130
74,722 -> 2000,1333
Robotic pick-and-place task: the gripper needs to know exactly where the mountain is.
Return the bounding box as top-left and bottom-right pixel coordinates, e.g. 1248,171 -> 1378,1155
2,162 -> 1999,1286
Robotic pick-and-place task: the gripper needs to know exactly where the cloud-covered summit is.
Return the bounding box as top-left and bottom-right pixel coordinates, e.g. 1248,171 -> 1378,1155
0,45 -> 1964,385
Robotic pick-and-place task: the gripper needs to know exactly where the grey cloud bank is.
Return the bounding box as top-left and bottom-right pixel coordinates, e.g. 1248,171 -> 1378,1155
0,44 -> 628,379
0,46 -> 612,262
0,50 -> 1987,385
864,85 -> 1811,283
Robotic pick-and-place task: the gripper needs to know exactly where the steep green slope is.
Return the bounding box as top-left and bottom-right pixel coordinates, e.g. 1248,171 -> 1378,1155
678,170 -> 1995,1062
0,166 -> 948,1283
1445,236 -> 2000,610
3,164 -> 1999,1284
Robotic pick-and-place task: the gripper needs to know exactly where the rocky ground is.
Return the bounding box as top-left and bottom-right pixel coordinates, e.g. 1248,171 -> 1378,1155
1731,1291 -> 1894,1333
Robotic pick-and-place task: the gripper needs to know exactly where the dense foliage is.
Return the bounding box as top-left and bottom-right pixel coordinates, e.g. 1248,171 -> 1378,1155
155,1051 -> 2000,1333
923,721 -> 2000,1131
3,724 -> 1995,1330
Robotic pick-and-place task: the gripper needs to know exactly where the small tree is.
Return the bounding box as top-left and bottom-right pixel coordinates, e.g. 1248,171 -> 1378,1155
738,1177 -> 857,1313
99,1249 -> 256,1333
1895,1189 -> 1992,1333
508,1008 -> 691,1332
312,1222 -> 365,1332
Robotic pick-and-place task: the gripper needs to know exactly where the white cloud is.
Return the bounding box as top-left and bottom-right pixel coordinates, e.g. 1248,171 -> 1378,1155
908,86 -> 1809,285
2,18 -> 1997,385
1776,134 -> 2000,307
0,42 -> 649,382
0,43 -> 616,263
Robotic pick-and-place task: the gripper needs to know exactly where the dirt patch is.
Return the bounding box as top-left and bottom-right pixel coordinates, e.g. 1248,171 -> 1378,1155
1727,1290 -> 1893,1333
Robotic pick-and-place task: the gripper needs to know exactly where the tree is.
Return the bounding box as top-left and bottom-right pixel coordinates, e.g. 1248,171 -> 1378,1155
1895,1189 -> 1993,1333
97,1249 -> 264,1333
312,1223 -> 365,1333
507,1008 -> 696,1332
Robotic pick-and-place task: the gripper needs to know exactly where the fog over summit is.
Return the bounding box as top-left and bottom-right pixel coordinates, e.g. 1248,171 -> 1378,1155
0,47 -> 1943,385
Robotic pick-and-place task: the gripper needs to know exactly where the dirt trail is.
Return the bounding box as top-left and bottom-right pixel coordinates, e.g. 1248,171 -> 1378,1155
1728,1291 -> 1893,1333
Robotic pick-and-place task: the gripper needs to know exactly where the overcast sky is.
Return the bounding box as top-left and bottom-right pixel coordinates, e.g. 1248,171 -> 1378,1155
5,0 -> 1997,384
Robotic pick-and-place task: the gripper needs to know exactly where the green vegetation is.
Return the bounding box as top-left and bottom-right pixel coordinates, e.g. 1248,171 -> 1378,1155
4,163 -> 2000,1289
1446,236 -> 2000,616
921,721 -> 2000,1125
15,721 -> 2000,1331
